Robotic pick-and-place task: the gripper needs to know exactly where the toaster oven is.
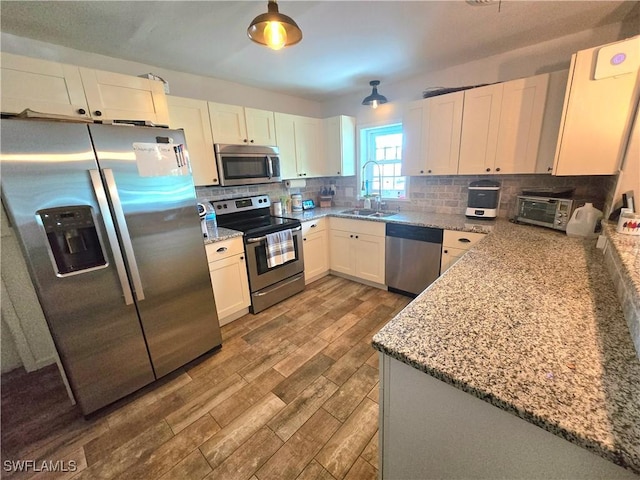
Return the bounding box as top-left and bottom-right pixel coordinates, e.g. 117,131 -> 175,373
516,196 -> 581,231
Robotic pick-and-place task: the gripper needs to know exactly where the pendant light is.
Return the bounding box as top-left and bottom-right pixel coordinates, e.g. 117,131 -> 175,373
362,80 -> 388,109
247,1 -> 302,50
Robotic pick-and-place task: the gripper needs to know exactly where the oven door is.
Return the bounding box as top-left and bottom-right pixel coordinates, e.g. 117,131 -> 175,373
216,153 -> 280,186
245,227 -> 304,292
517,197 -> 560,228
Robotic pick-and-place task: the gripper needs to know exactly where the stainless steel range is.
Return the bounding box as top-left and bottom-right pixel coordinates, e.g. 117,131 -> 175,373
211,195 -> 304,313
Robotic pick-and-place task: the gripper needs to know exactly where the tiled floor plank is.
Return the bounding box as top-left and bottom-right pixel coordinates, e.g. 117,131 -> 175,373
343,456 -> 378,480
315,398 -> 379,480
322,364 -> 379,422
256,409 -> 341,480
157,449 -> 212,480
271,354 -> 335,405
205,426 -> 283,480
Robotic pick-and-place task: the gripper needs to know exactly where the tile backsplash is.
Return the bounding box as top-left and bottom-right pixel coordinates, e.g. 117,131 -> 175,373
196,174 -> 615,218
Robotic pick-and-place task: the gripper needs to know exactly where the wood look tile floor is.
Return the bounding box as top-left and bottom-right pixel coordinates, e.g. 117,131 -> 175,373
1,276 -> 411,480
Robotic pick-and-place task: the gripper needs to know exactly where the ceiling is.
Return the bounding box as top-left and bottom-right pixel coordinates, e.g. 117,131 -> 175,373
0,1 -> 637,102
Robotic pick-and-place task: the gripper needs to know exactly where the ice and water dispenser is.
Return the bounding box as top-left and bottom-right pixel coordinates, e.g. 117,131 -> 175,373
37,206 -> 107,276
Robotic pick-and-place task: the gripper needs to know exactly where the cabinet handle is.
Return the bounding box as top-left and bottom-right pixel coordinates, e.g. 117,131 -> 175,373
350,234 -> 354,238
94,110 -> 102,117
213,178 -> 218,183
355,235 -> 359,239
547,166 -> 553,172
250,139 -> 254,143
485,167 -> 491,172
427,169 -> 432,173
303,237 -> 307,241
77,108 -> 86,115
495,167 -> 501,172
420,170 -> 424,174
216,246 -> 228,253
310,224 -> 317,228
240,256 -> 244,261
337,171 -> 340,175
303,173 -> 307,176
458,238 -> 471,243
444,249 -> 448,254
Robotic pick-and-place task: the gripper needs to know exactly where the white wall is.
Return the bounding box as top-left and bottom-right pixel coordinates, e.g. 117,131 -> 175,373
0,32 -> 324,118
322,22 -> 632,123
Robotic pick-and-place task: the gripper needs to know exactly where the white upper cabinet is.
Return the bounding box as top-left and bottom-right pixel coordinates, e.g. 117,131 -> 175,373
458,84 -> 503,175
208,102 -> 276,145
494,74 -> 549,174
458,74 -> 549,175
0,53 -> 169,125
553,36 -> 640,176
167,96 -> 219,186
79,67 -> 170,124
0,52 -> 89,118
274,112 -> 325,179
324,115 -> 356,177
402,91 -> 464,176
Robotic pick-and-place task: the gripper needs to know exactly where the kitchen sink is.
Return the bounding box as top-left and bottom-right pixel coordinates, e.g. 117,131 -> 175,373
340,209 -> 397,218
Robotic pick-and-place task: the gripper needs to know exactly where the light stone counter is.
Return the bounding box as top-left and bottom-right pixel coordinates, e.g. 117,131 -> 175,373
372,220 -> 640,474
202,224 -> 243,245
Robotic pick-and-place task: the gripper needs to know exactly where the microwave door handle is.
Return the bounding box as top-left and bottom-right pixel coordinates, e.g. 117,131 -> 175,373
267,156 -> 273,179
102,168 -> 145,302
89,170 -> 134,305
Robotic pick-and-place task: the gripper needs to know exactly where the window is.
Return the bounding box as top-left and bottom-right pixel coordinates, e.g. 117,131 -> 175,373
361,124 -> 406,199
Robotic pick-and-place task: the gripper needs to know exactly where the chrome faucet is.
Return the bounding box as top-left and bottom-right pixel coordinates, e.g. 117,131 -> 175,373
361,160 -> 383,211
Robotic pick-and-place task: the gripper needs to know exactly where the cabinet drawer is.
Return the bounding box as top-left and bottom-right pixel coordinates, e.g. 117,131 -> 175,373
302,218 -> 326,236
442,230 -> 485,250
205,237 -> 244,262
329,217 -> 385,236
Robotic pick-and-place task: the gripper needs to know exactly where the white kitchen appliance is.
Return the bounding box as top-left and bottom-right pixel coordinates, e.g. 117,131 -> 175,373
466,180 -> 500,218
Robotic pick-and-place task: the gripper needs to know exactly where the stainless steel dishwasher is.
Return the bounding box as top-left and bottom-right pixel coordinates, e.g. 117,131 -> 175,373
385,223 -> 443,297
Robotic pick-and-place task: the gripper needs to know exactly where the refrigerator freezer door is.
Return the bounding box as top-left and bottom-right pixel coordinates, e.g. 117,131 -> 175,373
0,120 -> 155,414
88,124 -> 222,377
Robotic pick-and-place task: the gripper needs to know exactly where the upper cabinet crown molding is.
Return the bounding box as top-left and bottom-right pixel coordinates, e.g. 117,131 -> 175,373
0,52 -> 169,125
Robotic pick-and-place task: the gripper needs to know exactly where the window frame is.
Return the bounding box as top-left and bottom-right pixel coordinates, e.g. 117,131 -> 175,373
358,122 -> 408,201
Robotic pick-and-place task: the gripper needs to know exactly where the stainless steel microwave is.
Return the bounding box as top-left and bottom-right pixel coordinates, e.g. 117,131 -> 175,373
516,196 -> 581,231
214,144 -> 281,186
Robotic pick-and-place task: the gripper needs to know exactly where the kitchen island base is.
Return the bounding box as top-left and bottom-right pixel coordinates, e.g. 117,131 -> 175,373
379,354 -> 638,479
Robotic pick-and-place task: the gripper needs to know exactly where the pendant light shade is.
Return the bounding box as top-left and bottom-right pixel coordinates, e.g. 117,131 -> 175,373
248,1 -> 302,50
362,80 -> 388,109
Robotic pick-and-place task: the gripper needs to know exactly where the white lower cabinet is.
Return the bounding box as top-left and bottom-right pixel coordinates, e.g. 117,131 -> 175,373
205,237 -> 250,326
329,218 -> 385,286
440,230 -> 486,274
302,219 -> 329,284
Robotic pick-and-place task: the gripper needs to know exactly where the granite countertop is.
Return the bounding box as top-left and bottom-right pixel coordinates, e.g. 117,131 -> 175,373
372,220 -> 640,474
203,223 -> 244,245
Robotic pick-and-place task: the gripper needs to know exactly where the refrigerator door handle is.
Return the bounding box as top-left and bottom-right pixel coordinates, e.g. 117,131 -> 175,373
102,168 -> 146,302
89,169 -> 134,305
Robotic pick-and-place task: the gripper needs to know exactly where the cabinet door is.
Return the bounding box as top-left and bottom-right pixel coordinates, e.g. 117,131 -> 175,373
208,254 -> 250,323
495,74 -> 549,174
440,247 -> 465,274
329,229 -> 355,276
424,91 -> 464,174
295,116 -> 324,177
79,68 -> 169,124
245,108 -> 276,145
303,230 -> 329,284
354,234 -> 385,284
274,112 -> 299,179
208,102 -> 247,144
167,96 -> 218,186
402,100 -> 427,176
554,38 -> 639,175
325,115 -> 356,176
0,53 -> 89,118
458,84 -> 503,174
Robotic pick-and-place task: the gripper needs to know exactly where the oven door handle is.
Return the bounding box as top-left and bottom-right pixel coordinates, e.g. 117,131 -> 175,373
246,225 -> 302,244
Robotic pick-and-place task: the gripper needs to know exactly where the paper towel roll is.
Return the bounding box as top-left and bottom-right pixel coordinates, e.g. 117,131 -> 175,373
284,179 -> 306,188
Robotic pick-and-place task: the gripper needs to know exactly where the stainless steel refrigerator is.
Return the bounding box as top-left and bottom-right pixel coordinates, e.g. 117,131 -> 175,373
1,119 -> 222,415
